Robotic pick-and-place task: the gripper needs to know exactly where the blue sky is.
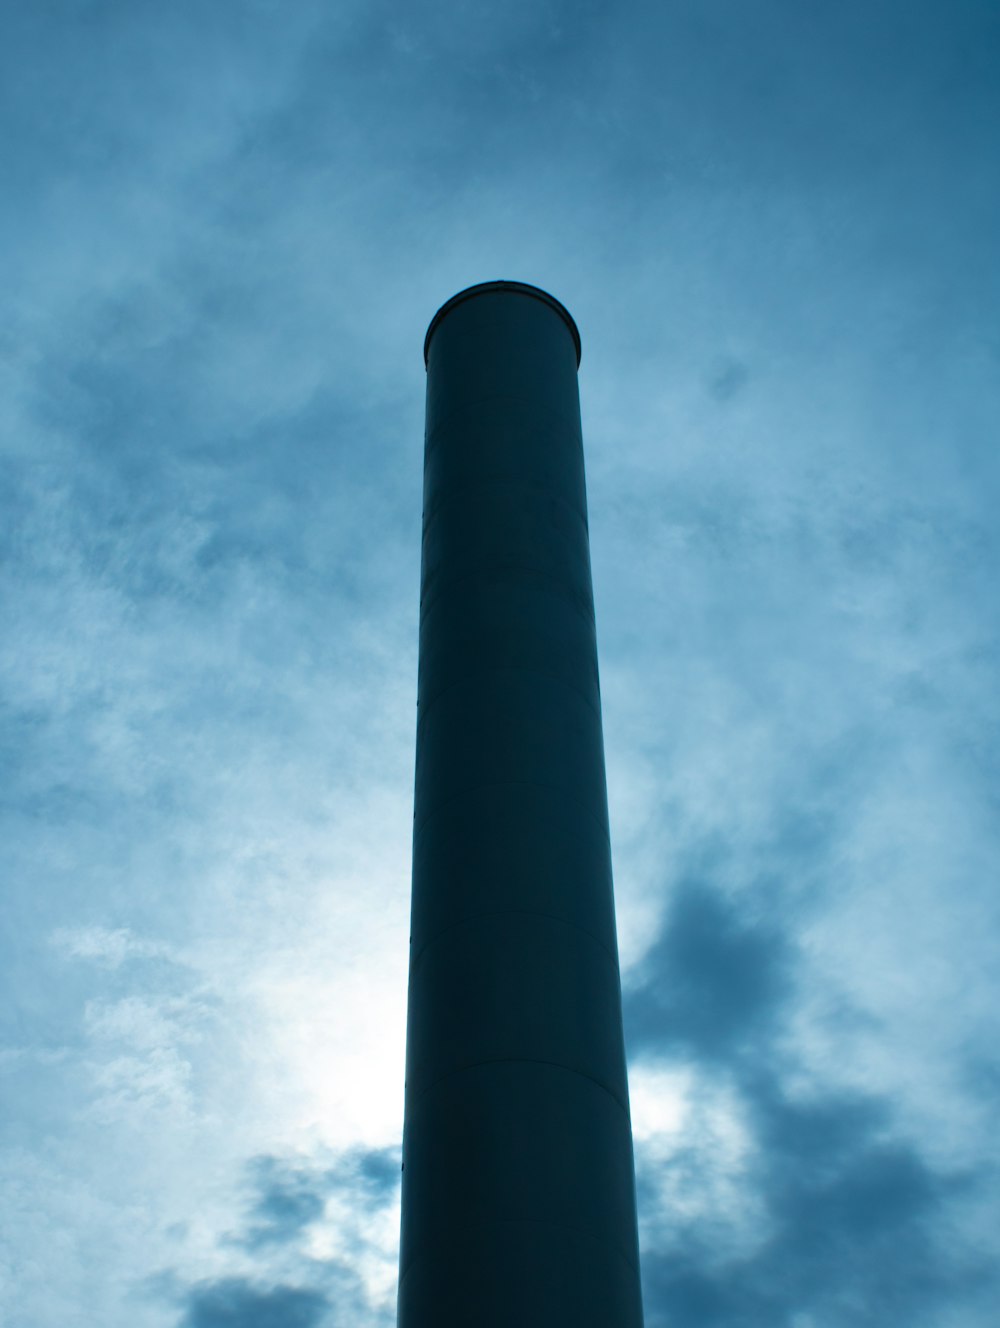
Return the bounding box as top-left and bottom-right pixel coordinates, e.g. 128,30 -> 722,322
2,2 -> 999,1324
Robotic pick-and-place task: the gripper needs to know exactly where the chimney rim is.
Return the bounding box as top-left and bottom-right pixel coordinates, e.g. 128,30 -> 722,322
424,281 -> 582,370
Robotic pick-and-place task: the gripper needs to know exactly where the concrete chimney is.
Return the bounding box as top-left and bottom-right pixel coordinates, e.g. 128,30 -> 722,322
398,281 -> 644,1327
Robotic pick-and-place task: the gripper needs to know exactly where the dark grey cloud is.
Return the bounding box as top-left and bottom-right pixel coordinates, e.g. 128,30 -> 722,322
744,1083 -> 978,1311
333,1144 -> 402,1202
639,1077 -> 992,1328
625,878 -> 793,1060
625,873 -> 997,1326
180,1278 -> 329,1328
707,359 -> 750,403
239,1146 -> 400,1249
241,1157 -> 328,1249
163,1146 -> 402,1326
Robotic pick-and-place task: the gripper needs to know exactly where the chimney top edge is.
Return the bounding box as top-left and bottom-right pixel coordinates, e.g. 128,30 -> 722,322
423,281 -> 582,369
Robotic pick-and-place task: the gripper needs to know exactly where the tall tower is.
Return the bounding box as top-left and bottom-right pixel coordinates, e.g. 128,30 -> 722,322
398,282 -> 644,1327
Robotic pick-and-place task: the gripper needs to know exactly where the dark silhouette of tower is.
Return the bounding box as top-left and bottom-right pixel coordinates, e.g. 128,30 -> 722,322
398,282 -> 644,1327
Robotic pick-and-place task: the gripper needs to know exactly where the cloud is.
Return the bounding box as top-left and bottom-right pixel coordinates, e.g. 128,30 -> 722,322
624,872 -> 998,1327
238,1145 -> 401,1250
180,1278 -> 329,1328
707,359 -> 750,403
51,925 -> 171,969
242,1157 -> 329,1249
330,1145 -> 402,1209
157,1146 -> 401,1327
639,1077 -> 991,1328
625,877 -> 794,1060
2,2 -> 998,1325
139,1145 -> 402,1328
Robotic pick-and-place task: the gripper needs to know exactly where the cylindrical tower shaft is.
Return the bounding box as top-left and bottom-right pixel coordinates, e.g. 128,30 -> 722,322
398,281 -> 644,1327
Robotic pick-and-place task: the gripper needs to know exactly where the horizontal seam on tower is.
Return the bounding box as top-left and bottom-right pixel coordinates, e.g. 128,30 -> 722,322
416,663 -> 603,731
409,1055 -> 631,1119
398,1215 -> 642,1286
408,907 -> 621,971
412,778 -> 611,842
422,479 -> 589,532
419,563 -> 595,623
425,393 -> 581,451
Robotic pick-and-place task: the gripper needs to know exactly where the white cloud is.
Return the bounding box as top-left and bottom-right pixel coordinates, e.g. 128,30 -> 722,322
52,926 -> 170,969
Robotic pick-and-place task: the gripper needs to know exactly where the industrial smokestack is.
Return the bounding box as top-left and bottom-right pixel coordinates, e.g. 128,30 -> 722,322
398,281 -> 644,1327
